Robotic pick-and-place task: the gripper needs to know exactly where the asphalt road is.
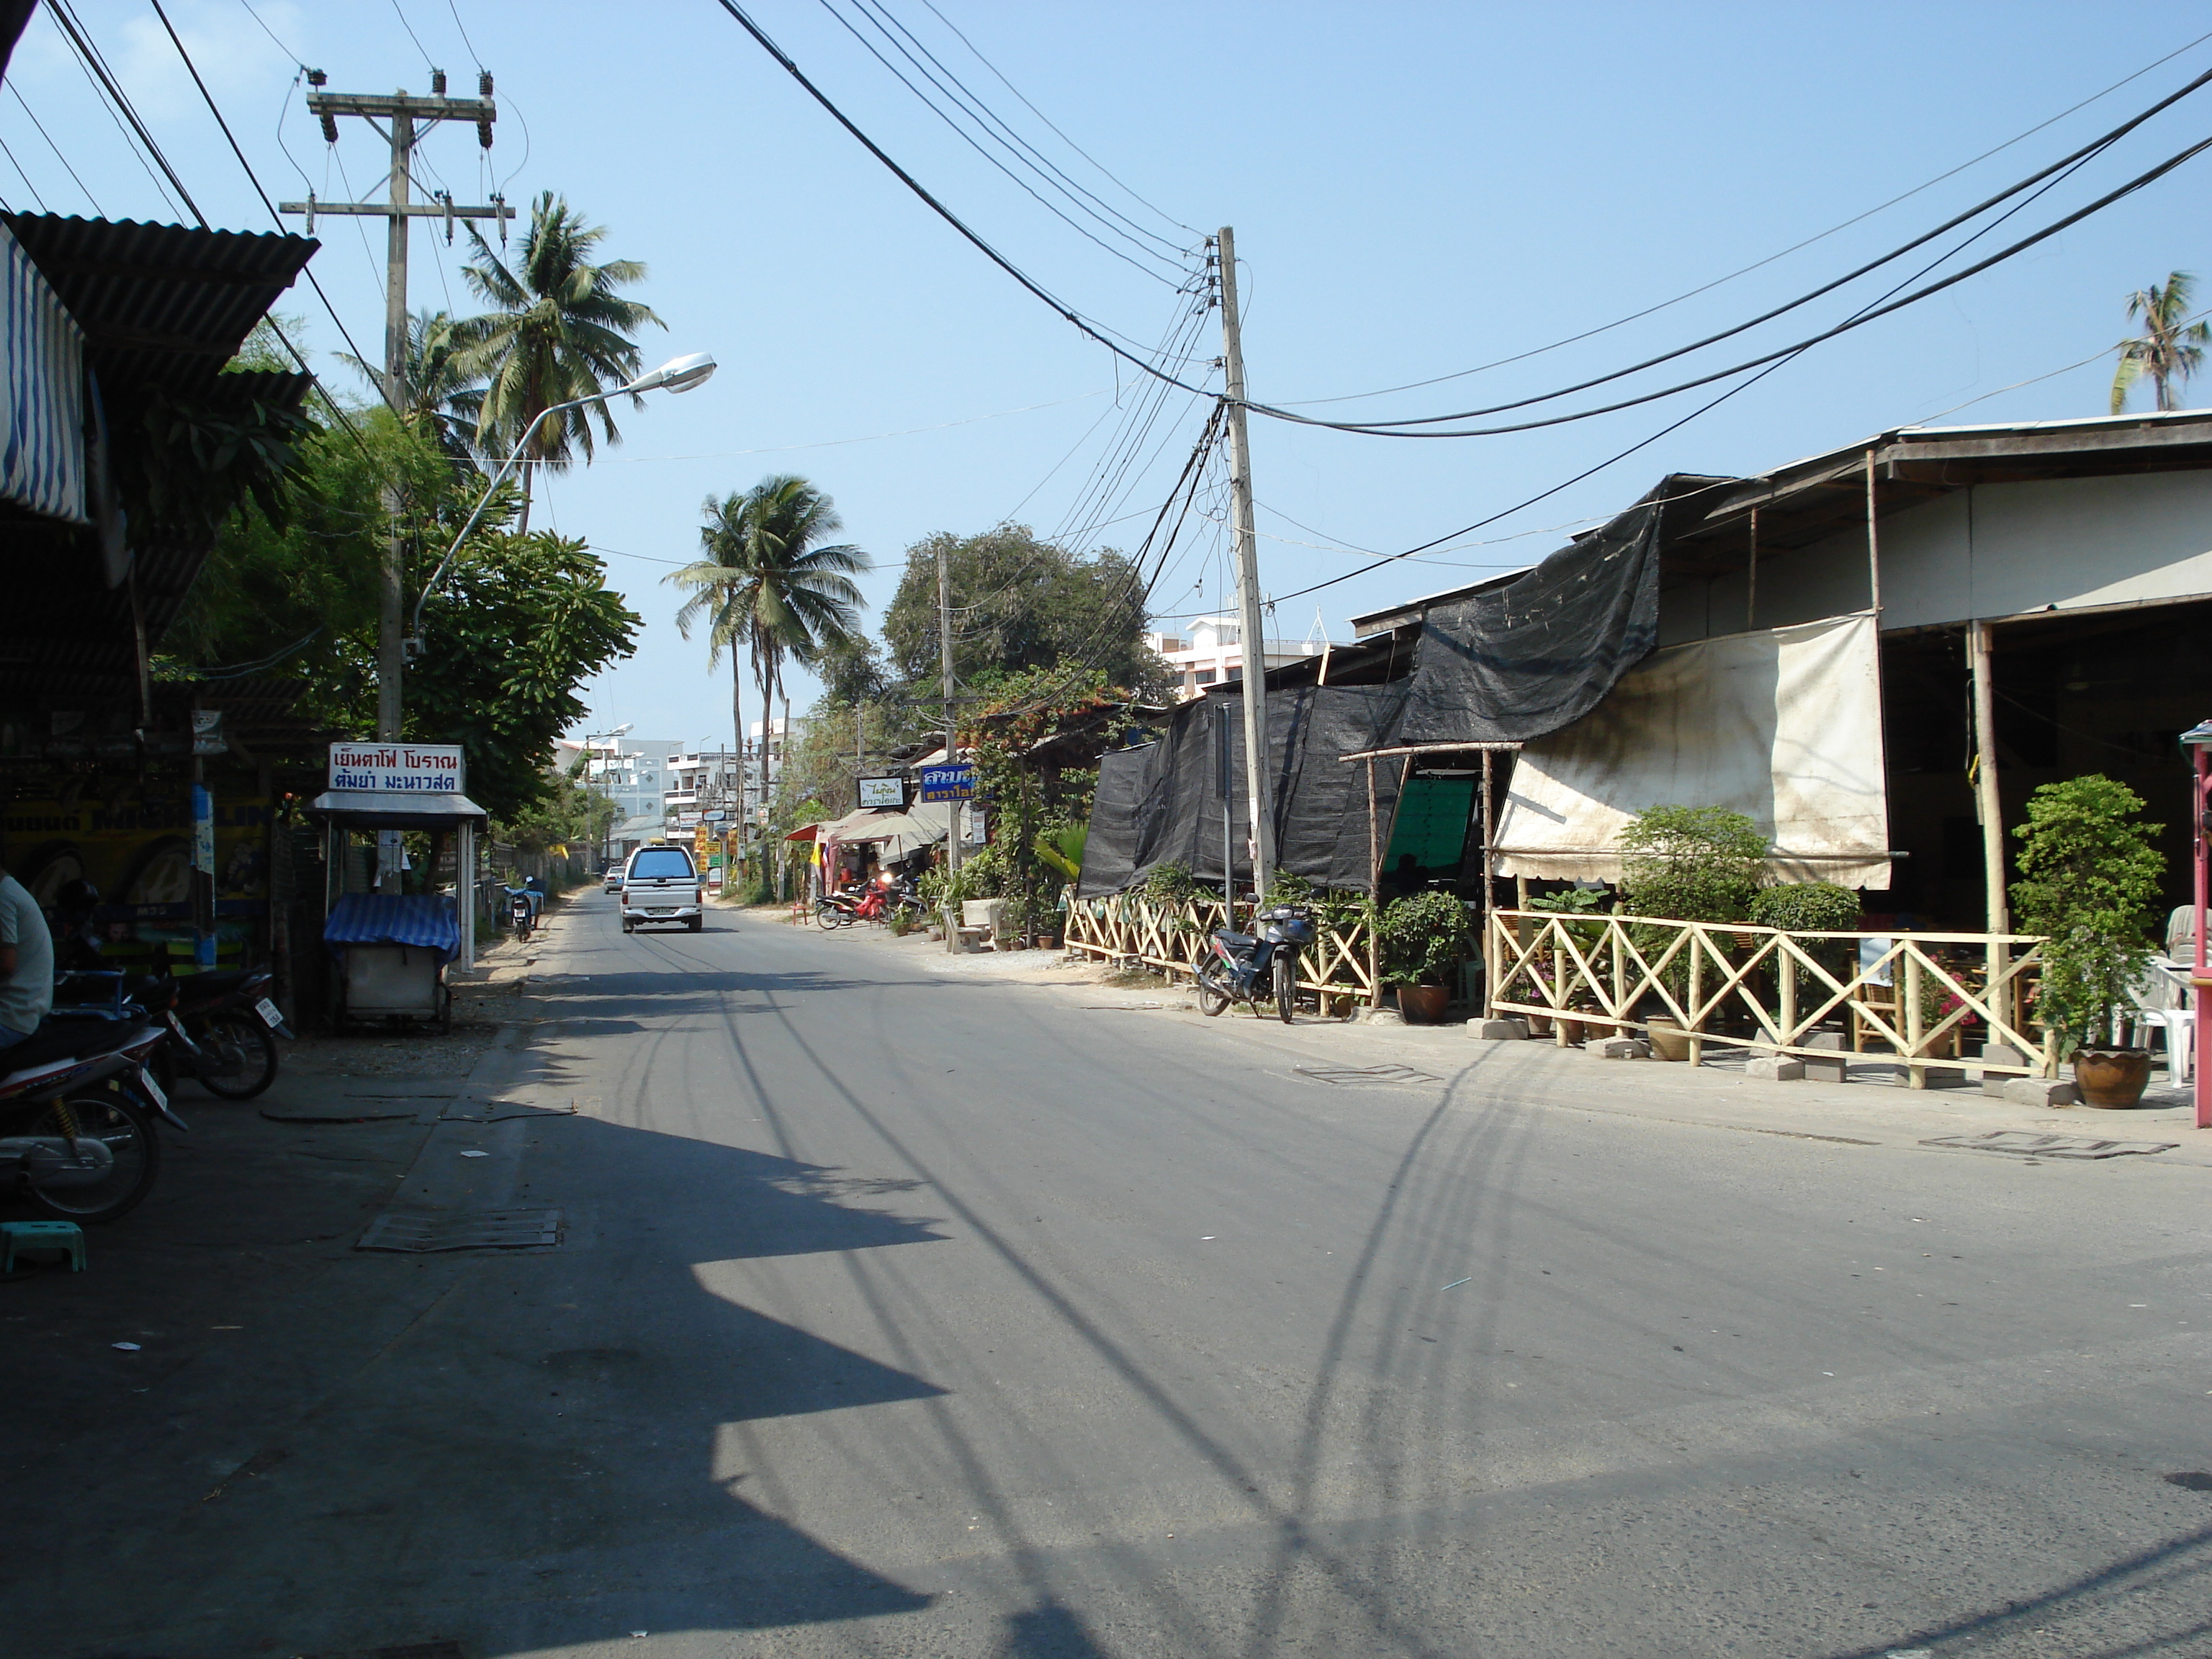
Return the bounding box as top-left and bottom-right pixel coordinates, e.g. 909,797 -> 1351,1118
28,892 -> 2212,1658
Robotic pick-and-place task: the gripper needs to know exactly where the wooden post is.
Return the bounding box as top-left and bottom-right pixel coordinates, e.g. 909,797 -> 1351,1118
1864,449 -> 1882,616
1687,937 -> 1704,1065
1967,617 -> 2010,1033
1746,507 -> 1758,629
1365,757 -> 1382,1008
1480,748 -> 1496,1018
1905,948 -> 1925,1088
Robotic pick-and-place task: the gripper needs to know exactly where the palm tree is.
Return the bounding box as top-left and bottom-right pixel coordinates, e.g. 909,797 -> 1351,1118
451,192 -> 662,529
2110,271 -> 2210,413
341,309 -> 485,469
666,476 -> 872,811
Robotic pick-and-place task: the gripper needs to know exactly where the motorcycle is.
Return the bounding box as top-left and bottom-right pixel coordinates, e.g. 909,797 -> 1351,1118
1195,904 -> 1316,1025
814,873 -> 922,930
0,1017 -> 184,1224
502,882 -> 536,942
55,961 -> 292,1102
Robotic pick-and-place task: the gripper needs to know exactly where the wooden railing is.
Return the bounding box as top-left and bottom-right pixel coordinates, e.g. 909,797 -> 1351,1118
1065,894 -> 1378,1015
1485,909 -> 2056,1084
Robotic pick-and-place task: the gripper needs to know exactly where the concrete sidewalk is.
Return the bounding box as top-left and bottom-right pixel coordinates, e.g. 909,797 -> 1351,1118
820,918 -> 2212,1170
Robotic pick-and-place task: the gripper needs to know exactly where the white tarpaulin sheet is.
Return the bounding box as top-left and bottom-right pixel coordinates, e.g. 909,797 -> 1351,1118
1493,611 -> 1892,888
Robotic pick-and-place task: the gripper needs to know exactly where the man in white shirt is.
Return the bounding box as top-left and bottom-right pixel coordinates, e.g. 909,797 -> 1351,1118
0,857 -> 55,1051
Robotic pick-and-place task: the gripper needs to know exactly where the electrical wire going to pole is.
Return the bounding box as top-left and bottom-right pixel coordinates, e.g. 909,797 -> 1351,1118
1274,25 -> 2212,409
4,84 -> 101,213
711,0 -> 2212,447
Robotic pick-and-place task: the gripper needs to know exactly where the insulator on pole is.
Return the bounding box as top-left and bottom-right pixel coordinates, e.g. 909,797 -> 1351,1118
320,112 -> 338,144
431,68 -> 446,95
478,70 -> 493,97
307,68 -> 326,86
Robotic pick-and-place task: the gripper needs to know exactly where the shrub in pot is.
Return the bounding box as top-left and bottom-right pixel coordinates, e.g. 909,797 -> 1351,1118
1617,805 -> 1767,1048
1380,889 -> 1470,1023
2010,775 -> 2166,1107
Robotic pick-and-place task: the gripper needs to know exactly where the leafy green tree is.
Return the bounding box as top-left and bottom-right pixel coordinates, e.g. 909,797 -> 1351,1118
409,530 -> 642,820
1617,804 -> 1768,922
453,192 -> 662,529
667,475 -> 871,780
2110,271 -> 2210,414
2011,775 -> 2165,1054
340,308 -> 486,468
881,525 -> 1172,700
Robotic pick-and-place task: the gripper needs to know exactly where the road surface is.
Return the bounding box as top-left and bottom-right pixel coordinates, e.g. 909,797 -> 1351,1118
27,891 -> 2212,1658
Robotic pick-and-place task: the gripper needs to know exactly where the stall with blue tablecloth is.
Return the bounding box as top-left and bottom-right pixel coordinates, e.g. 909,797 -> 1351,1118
307,786 -> 487,1030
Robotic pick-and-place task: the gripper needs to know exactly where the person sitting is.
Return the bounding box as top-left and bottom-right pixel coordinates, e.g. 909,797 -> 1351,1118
0,853 -> 55,1053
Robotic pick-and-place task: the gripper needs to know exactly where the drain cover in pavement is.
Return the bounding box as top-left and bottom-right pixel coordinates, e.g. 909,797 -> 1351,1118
1292,1063 -> 1442,1088
1919,1130 -> 2177,1160
358,1208 -> 564,1252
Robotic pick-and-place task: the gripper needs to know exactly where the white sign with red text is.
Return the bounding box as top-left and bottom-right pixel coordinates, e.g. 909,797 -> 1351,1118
328,742 -> 464,793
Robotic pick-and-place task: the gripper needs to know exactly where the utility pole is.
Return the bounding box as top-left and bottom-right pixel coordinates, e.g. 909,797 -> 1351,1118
1215,227 -> 1274,900
281,72 -> 511,747
938,542 -> 963,930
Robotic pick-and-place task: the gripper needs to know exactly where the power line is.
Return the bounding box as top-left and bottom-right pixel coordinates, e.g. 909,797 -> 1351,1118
713,0 -> 2212,451
914,0 -> 1198,239
1275,26 -> 2212,409
0,134 -> 48,211
5,84 -> 102,214
853,0 -> 1191,262
810,0 -> 1190,287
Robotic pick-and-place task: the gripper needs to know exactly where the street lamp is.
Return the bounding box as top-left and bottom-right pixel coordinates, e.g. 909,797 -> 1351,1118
407,352 -> 718,655
586,721 -> 631,869
2180,716 -> 2212,1130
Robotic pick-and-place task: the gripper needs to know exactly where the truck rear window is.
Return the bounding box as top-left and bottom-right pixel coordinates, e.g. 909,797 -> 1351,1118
629,850 -> 694,880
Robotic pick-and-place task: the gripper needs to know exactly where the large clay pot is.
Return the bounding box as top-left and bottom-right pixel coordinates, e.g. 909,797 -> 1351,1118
1645,1017 -> 1693,1063
1397,984 -> 1450,1024
2072,1048 -> 2152,1108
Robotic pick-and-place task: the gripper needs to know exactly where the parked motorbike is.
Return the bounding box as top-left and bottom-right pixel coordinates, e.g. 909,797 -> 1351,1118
0,1017 -> 183,1224
55,960 -> 291,1102
814,873 -> 922,930
502,882 -> 536,942
1195,904 -> 1316,1025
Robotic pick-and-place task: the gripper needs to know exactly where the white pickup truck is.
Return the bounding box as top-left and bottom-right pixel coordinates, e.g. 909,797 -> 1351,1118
619,845 -> 703,933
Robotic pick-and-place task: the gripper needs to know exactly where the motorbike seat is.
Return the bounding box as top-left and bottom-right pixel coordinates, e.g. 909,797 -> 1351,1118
1214,931 -> 1259,950
0,1020 -> 133,1076
176,968 -> 255,997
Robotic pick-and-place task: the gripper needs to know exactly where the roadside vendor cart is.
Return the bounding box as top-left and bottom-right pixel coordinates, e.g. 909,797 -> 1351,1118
306,755 -> 488,1030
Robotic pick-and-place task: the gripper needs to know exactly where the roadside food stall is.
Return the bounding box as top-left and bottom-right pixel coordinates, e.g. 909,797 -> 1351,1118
306,742 -> 488,1031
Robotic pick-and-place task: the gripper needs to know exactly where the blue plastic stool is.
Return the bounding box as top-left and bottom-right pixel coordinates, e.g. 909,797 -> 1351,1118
1,1220 -> 86,1272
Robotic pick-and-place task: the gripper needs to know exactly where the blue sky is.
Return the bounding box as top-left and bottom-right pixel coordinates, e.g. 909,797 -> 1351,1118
14,1 -> 2212,747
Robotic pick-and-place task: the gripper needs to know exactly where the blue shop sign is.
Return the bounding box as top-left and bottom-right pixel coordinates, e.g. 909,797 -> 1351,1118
917,764 -> 976,802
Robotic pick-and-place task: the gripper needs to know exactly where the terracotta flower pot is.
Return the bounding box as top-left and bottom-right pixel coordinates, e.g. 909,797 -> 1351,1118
1396,984 -> 1450,1024
1645,1017 -> 1693,1063
2072,1048 -> 2152,1108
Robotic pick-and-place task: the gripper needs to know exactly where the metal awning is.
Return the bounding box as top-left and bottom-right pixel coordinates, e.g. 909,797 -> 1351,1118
305,788 -> 489,828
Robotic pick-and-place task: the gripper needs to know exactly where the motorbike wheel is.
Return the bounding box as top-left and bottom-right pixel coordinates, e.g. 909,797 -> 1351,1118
1196,971 -> 1231,1018
197,1011 -> 281,1100
814,899 -> 844,930
1274,954 -> 1298,1025
15,1090 -> 161,1224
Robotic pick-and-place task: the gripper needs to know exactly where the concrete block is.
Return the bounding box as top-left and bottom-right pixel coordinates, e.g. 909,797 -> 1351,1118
1980,1041 -> 2029,1097
1588,1037 -> 1650,1060
1915,1066 -> 1970,1089
2003,1076 -> 2080,1109
1745,1056 -> 1804,1082
1472,1017 -> 1529,1040
1802,1030 -> 1849,1084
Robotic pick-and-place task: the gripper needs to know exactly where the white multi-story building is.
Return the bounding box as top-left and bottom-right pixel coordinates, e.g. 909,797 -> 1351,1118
1143,613 -> 1326,702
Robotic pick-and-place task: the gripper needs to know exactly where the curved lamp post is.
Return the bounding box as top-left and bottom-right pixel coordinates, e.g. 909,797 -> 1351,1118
406,351 -> 717,657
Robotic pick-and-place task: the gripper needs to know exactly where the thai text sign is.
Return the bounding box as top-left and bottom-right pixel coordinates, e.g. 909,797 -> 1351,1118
917,764 -> 974,803
857,774 -> 905,809
328,742 -> 464,793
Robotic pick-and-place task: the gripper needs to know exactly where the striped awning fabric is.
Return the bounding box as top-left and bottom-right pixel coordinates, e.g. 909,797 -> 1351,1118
0,220 -> 86,523
323,894 -> 461,959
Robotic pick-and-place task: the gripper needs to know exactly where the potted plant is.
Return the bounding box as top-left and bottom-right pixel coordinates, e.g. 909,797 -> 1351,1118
2010,775 -> 2167,1107
1617,806 -> 1767,1059
1378,889 -> 1470,1023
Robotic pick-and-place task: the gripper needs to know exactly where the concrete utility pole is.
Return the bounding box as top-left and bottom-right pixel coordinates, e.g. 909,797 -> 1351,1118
938,541 -> 963,922
281,73 -> 512,746
1214,228 -> 1275,899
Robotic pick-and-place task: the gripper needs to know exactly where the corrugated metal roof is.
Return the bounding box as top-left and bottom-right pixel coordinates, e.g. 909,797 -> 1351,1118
1,213 -> 318,391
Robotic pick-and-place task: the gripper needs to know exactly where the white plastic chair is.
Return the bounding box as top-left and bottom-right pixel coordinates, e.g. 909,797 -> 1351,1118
2128,960 -> 2195,1083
